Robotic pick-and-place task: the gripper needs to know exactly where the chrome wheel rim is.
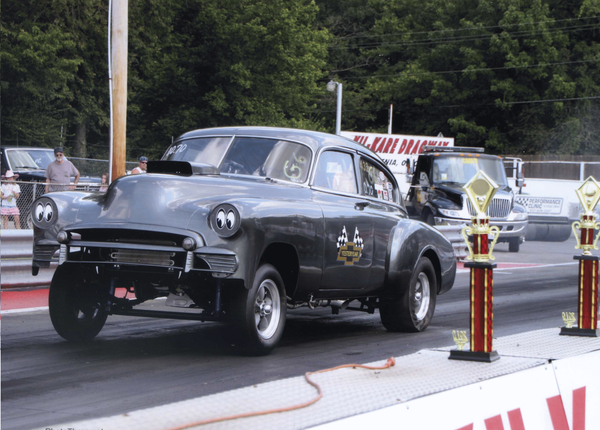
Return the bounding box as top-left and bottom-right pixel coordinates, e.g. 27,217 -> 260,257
413,272 -> 431,321
254,279 -> 281,340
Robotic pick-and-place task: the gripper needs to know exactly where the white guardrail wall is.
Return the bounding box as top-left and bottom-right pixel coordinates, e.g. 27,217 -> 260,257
1,229 -> 57,289
0,226 -> 467,290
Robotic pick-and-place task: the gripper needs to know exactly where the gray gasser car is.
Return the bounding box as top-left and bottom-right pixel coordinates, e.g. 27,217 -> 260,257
32,127 -> 456,354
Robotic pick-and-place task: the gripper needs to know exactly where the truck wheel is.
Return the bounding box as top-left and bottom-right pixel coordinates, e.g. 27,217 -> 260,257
235,264 -> 286,355
380,257 -> 437,332
508,237 -> 520,252
425,212 -> 435,226
49,266 -> 108,342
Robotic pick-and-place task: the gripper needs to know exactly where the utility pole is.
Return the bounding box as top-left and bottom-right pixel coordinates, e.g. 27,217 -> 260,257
110,0 -> 128,181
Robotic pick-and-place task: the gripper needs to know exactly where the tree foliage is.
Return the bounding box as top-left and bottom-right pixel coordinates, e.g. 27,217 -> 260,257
1,0 -> 599,159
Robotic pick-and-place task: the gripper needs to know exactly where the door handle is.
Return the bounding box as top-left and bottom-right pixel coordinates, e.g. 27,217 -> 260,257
355,201 -> 370,210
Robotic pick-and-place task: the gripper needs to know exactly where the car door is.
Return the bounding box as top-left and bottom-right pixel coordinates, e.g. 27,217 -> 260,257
312,150 -> 374,292
358,156 -> 406,290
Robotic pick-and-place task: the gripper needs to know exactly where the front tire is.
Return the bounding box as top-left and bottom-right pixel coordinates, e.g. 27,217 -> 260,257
234,264 -> 286,355
49,266 -> 108,342
380,257 -> 437,332
508,237 -> 520,252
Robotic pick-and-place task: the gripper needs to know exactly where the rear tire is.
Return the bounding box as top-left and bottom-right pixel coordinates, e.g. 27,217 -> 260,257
380,257 -> 437,332
233,264 -> 286,355
508,237 -> 520,252
49,266 -> 108,342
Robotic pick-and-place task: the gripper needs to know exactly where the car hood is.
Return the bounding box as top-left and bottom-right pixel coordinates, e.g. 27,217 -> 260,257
433,182 -> 513,206
74,173 -> 309,231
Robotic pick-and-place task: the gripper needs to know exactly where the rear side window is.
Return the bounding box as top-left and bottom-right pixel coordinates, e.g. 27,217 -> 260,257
313,151 -> 357,194
360,158 -> 398,203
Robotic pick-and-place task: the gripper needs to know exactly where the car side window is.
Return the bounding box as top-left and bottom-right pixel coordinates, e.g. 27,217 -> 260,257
313,151 -> 357,194
360,158 -> 398,203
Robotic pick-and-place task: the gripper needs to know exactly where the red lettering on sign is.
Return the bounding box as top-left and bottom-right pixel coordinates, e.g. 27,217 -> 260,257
507,409 -> 526,430
484,414 -> 504,430
375,138 -> 388,152
442,141 -> 450,146
406,139 -> 415,154
410,140 -> 422,154
398,139 -> 408,154
371,137 -> 383,151
418,141 -> 429,153
573,387 -> 585,430
353,135 -> 362,143
383,138 -> 395,153
547,395 -> 570,430
390,138 -> 399,153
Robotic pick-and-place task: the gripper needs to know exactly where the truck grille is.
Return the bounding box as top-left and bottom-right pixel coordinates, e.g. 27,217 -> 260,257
466,197 -> 511,218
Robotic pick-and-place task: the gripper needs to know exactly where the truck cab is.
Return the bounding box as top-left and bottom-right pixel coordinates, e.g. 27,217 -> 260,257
405,146 -> 528,252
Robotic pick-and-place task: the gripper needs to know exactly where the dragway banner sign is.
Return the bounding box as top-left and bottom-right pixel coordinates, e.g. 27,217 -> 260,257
340,131 -> 454,171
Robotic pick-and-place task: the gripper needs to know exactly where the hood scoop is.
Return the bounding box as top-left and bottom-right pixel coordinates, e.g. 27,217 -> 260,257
147,161 -> 220,176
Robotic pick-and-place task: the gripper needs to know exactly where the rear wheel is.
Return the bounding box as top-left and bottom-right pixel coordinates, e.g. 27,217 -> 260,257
508,237 -> 520,252
49,266 -> 108,342
380,257 -> 437,332
234,264 -> 286,355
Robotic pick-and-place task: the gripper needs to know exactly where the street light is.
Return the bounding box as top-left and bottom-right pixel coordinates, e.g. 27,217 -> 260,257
327,80 -> 342,135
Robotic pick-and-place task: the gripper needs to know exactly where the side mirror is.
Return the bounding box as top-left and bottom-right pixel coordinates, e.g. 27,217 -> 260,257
516,178 -> 524,188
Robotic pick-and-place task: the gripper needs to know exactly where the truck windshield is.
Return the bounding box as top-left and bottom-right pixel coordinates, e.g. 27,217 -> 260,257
432,156 -> 508,187
7,149 -> 55,170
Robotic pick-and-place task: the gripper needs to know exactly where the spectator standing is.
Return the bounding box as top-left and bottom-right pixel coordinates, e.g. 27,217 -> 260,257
1,170 -> 21,229
45,147 -> 80,193
99,173 -> 109,192
131,156 -> 148,174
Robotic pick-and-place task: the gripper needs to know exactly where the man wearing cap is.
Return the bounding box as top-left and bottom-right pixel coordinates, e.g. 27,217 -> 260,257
132,156 -> 148,174
45,147 -> 80,193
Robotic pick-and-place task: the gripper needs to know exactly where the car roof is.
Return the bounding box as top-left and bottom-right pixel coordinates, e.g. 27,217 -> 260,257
424,151 -> 501,160
176,126 -> 381,159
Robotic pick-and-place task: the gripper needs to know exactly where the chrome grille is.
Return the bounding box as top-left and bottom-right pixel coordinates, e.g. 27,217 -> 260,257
110,249 -> 175,266
466,197 -> 511,218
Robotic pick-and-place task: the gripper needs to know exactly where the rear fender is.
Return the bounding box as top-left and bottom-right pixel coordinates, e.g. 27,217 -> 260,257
385,220 -> 455,298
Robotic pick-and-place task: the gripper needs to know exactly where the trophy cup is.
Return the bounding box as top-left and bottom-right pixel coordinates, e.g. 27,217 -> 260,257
561,176 -> 600,337
450,171 -> 501,362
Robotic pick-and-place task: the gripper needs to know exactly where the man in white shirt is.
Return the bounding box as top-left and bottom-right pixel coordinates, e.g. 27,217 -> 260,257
132,156 -> 148,174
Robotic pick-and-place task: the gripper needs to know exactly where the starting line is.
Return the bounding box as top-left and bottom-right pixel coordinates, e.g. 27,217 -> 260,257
42,328 -> 600,430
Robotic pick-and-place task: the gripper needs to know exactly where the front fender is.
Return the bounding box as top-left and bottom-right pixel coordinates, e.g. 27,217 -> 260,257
385,219 -> 456,298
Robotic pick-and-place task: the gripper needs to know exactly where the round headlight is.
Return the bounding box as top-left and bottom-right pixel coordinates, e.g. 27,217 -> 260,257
182,237 -> 196,251
211,204 -> 241,237
32,197 -> 58,229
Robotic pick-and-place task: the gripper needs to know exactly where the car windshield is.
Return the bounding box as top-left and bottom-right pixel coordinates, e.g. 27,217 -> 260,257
432,155 -> 508,186
7,149 -> 54,170
162,136 -> 312,183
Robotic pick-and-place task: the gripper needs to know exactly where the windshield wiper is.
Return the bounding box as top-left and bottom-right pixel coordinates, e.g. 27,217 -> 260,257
13,165 -> 42,169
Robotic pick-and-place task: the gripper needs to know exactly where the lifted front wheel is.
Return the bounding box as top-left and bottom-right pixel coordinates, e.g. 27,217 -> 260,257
49,266 -> 109,342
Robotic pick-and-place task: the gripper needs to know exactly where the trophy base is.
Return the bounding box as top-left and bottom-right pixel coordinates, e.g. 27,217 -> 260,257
560,327 -> 599,337
449,349 -> 500,363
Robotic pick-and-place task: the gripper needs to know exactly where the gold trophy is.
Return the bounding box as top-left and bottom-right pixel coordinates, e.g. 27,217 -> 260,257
450,170 -> 501,362
462,171 -> 501,262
